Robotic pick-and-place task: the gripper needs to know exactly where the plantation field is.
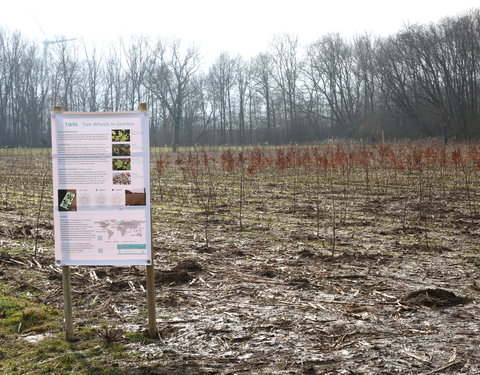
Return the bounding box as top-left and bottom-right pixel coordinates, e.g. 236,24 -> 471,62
0,142 -> 479,374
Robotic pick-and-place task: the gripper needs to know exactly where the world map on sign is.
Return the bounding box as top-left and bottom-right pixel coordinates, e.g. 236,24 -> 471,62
95,219 -> 145,240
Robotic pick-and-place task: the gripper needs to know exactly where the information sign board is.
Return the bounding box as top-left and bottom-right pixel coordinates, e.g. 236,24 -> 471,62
51,110 -> 151,266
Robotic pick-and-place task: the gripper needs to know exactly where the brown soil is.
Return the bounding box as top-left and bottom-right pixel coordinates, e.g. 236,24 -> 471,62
1,147 -> 480,374
402,288 -> 471,308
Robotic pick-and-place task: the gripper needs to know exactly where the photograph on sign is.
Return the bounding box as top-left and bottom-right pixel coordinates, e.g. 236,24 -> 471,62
58,190 -> 77,211
51,111 -> 151,266
112,144 -> 131,157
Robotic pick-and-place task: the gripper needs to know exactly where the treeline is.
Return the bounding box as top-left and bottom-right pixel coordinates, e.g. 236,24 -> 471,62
1,9 -> 480,148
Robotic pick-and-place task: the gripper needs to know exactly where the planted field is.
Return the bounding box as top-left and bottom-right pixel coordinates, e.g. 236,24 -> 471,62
0,142 -> 479,374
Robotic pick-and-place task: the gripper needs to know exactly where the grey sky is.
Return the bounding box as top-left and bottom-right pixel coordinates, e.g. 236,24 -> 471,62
1,0 -> 479,64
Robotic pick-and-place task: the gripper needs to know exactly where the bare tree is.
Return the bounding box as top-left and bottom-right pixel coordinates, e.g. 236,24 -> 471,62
50,40 -> 80,111
123,36 -> 149,111
305,33 -> 362,135
143,39 -> 201,151
353,35 -> 376,115
235,57 -> 249,145
103,44 -> 125,112
271,34 -> 301,141
208,52 -> 236,144
251,53 -> 276,143
83,43 -> 103,112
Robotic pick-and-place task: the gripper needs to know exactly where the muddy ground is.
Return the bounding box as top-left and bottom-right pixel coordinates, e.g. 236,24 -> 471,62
0,148 -> 479,374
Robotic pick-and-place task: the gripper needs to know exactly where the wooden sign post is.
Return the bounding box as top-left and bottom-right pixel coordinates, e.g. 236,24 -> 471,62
140,102 -> 157,339
146,263 -> 157,337
53,106 -> 75,341
62,266 -> 74,341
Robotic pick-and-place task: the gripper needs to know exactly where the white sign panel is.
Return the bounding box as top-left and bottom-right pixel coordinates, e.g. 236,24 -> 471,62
51,111 -> 151,266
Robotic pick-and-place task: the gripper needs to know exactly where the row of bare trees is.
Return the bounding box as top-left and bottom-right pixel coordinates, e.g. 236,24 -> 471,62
1,9 -> 480,148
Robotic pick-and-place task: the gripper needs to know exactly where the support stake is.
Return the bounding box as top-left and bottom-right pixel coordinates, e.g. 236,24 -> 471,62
139,101 -> 156,337
146,264 -> 157,338
62,266 -> 74,341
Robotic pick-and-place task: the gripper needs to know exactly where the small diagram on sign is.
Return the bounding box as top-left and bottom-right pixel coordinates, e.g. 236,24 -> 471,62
125,188 -> 146,206
95,193 -> 107,206
110,192 -> 124,206
112,129 -> 130,142
58,189 -> 77,211
78,193 -> 92,206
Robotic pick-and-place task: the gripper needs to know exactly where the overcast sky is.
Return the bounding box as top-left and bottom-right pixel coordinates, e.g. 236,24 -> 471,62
1,0 -> 479,65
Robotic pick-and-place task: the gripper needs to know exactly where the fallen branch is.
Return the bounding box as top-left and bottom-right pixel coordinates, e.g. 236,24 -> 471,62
421,349 -> 461,375
402,345 -> 431,364
420,360 -> 462,374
